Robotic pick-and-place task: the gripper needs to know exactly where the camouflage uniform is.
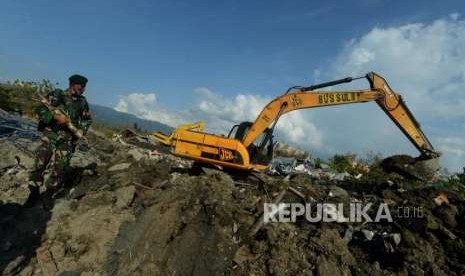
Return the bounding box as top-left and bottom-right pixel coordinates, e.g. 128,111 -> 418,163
31,88 -> 92,190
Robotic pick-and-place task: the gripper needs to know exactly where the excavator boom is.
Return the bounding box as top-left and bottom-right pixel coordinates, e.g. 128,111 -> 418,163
242,72 -> 439,159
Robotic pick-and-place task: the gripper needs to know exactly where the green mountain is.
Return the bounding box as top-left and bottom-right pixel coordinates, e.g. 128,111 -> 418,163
90,104 -> 173,134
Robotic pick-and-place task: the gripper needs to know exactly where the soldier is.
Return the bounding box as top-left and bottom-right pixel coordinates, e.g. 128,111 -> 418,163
30,74 -> 92,197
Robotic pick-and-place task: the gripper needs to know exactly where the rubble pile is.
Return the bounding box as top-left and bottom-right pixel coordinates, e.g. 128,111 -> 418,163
269,155 -> 361,182
1,111 -> 464,275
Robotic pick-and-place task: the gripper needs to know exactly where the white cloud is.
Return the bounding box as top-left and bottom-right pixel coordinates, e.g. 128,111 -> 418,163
435,136 -> 465,171
114,99 -> 128,113
324,15 -> 465,172
192,88 -> 323,149
277,112 -> 323,149
437,137 -> 465,157
194,87 -> 266,123
114,92 -> 188,127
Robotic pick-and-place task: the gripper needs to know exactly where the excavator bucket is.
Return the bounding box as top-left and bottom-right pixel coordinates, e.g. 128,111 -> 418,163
153,121 -> 205,146
153,131 -> 172,146
380,155 -> 440,181
414,157 -> 440,179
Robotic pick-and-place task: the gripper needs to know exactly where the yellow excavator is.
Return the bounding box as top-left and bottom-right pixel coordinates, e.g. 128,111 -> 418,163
154,72 -> 440,172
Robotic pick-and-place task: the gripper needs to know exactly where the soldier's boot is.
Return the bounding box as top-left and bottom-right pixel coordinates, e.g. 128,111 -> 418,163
24,181 -> 41,208
40,169 -> 61,210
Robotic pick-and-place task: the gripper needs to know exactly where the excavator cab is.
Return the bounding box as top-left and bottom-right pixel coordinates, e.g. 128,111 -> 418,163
228,122 -> 274,166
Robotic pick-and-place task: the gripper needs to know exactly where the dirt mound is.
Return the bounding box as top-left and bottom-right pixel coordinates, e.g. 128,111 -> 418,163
107,173 -> 238,275
1,112 -> 464,275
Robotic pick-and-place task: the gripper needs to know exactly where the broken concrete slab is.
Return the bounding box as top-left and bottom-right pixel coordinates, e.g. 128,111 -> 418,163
108,163 -> 131,172
115,186 -> 136,209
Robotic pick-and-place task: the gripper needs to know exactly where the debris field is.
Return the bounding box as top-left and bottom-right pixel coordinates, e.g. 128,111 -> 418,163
1,111 -> 464,276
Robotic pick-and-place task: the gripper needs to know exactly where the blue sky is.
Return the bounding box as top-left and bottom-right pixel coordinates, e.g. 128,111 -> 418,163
1,0 -> 465,171
1,0 -> 463,106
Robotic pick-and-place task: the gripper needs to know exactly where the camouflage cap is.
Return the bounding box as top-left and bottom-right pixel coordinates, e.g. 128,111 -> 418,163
69,74 -> 88,85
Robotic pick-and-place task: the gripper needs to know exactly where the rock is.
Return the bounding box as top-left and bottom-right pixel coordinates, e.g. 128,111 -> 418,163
108,162 -> 131,172
343,228 -> 354,242
0,177 -> 32,205
115,186 -> 136,209
316,255 -> 349,276
201,168 -> 234,186
0,140 -> 36,170
170,172 -> 181,182
36,246 -> 58,276
313,229 -> 355,266
18,265 -> 33,276
233,245 -> 255,266
328,186 -> 349,199
333,172 -> 350,181
3,255 -> 26,275
434,204 -> 458,228
82,169 -> 95,176
200,167 -> 222,176
128,148 -> 145,161
69,151 -> 99,169
391,233 -> 402,246
50,242 -> 66,261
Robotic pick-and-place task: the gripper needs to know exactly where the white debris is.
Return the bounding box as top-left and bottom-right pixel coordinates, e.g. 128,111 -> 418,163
361,229 -> 375,241
108,163 -> 132,172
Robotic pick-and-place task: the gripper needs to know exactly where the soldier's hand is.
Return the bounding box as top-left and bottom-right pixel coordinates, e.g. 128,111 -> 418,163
53,112 -> 69,125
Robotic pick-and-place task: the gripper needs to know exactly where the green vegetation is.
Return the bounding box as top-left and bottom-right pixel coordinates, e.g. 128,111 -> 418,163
314,157 -> 322,169
329,154 -> 353,173
448,167 -> 465,185
327,152 -> 381,176
0,79 -> 56,117
440,168 -> 465,196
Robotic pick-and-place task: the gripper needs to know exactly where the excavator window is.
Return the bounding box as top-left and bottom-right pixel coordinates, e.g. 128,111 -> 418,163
231,122 -> 273,165
227,124 -> 239,139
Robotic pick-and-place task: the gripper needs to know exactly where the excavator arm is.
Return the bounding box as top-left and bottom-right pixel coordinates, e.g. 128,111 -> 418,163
368,73 -> 438,158
242,72 -> 439,159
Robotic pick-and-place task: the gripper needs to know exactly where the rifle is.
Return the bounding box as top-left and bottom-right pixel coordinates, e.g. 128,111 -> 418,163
33,92 -> 85,140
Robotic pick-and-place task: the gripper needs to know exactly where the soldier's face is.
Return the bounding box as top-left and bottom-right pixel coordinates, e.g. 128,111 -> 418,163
71,84 -> 86,95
